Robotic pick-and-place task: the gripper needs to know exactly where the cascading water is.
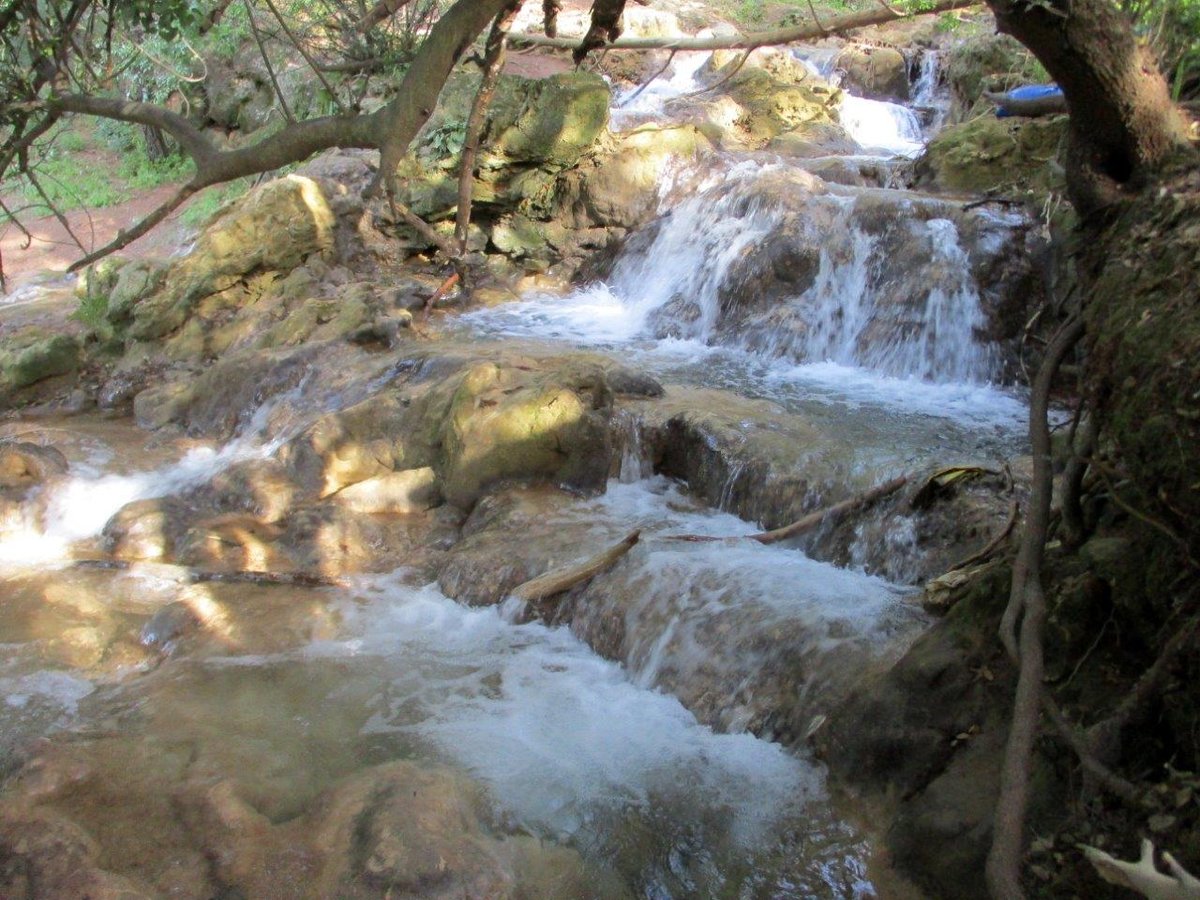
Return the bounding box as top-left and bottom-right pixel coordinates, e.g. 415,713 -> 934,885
463,163 -> 1025,432
0,27 -> 1042,899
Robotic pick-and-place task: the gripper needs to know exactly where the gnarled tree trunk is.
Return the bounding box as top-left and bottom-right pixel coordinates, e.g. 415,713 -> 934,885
985,0 -> 1193,215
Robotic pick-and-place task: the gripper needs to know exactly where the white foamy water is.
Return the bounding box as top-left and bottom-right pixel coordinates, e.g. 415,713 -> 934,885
0,390 -> 301,566
611,51 -> 710,128
309,567 -> 823,848
463,164 -> 1030,430
838,94 -> 925,157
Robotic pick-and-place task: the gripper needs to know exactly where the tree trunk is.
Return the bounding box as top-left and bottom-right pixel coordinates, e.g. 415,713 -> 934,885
985,0 -> 1193,215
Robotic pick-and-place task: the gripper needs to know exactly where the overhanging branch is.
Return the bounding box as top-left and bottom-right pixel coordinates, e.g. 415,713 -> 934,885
512,0 -> 978,53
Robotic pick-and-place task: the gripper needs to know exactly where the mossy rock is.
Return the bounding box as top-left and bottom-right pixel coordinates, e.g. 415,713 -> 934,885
835,45 -> 910,102
555,124 -> 713,229
0,329 -> 82,392
913,114 -> 1067,205
106,259 -> 170,328
415,71 -> 610,174
75,256 -> 129,304
129,175 -> 336,341
439,361 -> 613,508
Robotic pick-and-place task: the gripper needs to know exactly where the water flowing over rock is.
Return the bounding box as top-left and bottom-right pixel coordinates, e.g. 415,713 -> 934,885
0,14 -> 1081,900
599,165 -> 1039,383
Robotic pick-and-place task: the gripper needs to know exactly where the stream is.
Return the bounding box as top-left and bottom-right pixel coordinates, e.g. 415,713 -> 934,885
0,41 -> 1035,899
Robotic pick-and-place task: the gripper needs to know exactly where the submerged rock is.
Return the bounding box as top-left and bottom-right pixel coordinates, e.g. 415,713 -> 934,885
0,442 -> 68,489
177,761 -> 620,899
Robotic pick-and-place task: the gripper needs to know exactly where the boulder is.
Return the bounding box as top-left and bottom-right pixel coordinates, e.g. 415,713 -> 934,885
331,467 -> 439,515
401,71 -> 612,225
128,175 -> 336,340
687,47 -> 843,149
0,442 -> 68,489
835,45 -> 910,102
0,329 -> 82,396
555,125 -> 713,230
913,113 -> 1067,205
439,360 -> 614,508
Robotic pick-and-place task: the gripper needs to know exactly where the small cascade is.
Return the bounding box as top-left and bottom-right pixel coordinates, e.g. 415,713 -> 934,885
0,379 -> 324,565
558,480 -> 925,736
608,170 -> 1005,384
838,94 -> 925,157
610,51 -> 709,128
910,49 -> 950,133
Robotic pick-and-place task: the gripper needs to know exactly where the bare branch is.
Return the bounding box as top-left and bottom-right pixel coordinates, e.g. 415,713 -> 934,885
242,0 -> 295,123
260,0 -> 348,115
456,2 -> 521,255
359,0 -> 416,33
67,183 -> 196,272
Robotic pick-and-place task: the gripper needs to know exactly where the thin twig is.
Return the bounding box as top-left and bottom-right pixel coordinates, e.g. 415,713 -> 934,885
666,475 -> 908,544
67,184 -> 196,272
242,0 -> 295,123
619,49 -> 677,108
260,0 -> 347,115
511,530 -> 641,603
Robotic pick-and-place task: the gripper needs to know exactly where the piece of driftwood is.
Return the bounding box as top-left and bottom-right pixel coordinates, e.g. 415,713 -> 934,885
666,475 -> 908,545
510,530 -> 640,603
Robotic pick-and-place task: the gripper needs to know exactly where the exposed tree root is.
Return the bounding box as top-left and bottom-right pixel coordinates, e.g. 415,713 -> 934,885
510,530 -> 641,603
987,316 -> 1083,900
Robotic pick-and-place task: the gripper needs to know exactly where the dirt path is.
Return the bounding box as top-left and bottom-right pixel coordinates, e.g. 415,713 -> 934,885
0,182 -> 197,296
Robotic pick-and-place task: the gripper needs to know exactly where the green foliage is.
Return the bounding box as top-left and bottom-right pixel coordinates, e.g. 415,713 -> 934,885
421,120 -> 468,161
116,0 -> 205,41
120,150 -> 193,190
71,290 -> 109,332
1125,0 -> 1200,99
181,179 -> 252,228
21,152 -> 127,211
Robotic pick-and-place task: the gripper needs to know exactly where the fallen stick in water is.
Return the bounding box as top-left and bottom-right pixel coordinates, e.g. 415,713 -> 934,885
510,530 -> 641,603
666,475 -> 908,545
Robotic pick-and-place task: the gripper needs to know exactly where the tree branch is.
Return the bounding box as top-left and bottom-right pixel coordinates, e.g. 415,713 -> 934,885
67,183 -> 196,272
455,2 -> 521,259
512,0 -> 977,53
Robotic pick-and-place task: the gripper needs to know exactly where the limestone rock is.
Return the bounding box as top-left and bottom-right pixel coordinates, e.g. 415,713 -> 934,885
0,442 -> 68,489
129,175 -> 336,340
0,329 -> 82,394
177,761 -> 616,899
687,47 -> 843,150
913,114 -> 1067,205
331,467 -> 439,514
439,361 -> 614,508
835,45 -> 910,102
0,808 -> 160,898
556,125 -> 713,229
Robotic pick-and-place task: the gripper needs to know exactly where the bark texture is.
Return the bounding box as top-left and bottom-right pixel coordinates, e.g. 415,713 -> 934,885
985,0 -> 1193,214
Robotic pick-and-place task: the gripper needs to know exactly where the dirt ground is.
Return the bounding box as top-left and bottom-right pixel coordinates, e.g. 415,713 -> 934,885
0,182 -> 195,297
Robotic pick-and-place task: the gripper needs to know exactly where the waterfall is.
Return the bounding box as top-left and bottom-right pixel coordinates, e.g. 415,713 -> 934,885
838,94 -> 925,157
605,170 -> 1003,384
